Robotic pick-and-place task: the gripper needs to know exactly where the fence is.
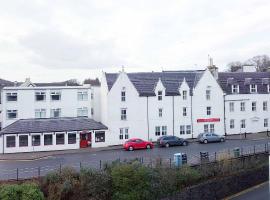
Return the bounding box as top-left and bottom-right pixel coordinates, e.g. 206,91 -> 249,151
0,142 -> 269,181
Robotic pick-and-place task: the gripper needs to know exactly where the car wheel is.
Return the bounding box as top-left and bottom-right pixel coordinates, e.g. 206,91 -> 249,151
220,138 -> 225,142
128,146 -> 134,151
182,141 -> 187,146
165,143 -> 170,148
203,139 -> 208,144
146,144 -> 151,149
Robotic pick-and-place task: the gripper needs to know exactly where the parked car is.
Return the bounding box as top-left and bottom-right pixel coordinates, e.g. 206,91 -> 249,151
123,138 -> 154,151
198,133 -> 225,144
157,135 -> 188,147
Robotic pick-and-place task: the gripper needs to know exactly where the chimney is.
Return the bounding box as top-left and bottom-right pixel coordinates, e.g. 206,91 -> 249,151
207,57 -> 219,80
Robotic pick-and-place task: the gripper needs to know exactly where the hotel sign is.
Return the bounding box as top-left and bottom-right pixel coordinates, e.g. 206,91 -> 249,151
197,118 -> 220,123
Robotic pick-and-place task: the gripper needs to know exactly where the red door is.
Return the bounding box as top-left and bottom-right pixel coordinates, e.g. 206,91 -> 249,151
80,131 -> 91,148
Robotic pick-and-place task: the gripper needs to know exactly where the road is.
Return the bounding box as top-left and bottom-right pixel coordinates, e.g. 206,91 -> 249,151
229,181 -> 269,200
0,138 -> 269,180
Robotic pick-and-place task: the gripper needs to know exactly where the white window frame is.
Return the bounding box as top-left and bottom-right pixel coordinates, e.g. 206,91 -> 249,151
229,102 -> 234,112
204,124 -> 209,133
240,102 -> 245,111
251,101 -> 256,112
183,107 -> 187,116
206,90 -> 211,100
250,84 -> 257,93
35,91 -> 46,101
161,126 -> 167,135
77,107 -> 88,117
158,108 -> 163,118
158,91 -> 162,101
50,108 -> 61,118
155,126 -> 161,136
50,91 -> 61,101
264,119 -> 268,127
263,101 -> 268,111
77,91 -> 88,101
6,110 -> 18,119
210,124 -> 215,133
230,119 -> 234,129
121,90 -> 126,102
186,125 -> 191,134
240,119 -> 246,129
35,109 -> 46,118
231,85 -> 239,94
180,125 -> 185,135
182,90 -> 187,100
206,107 -> 211,115
121,108 -> 127,120
6,92 -> 17,102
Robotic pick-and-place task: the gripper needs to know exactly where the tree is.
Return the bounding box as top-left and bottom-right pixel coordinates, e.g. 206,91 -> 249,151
227,61 -> 242,72
245,55 -> 270,72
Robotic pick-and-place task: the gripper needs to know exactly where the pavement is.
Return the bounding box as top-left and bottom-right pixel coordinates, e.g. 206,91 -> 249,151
0,131 -> 269,161
225,181 -> 269,200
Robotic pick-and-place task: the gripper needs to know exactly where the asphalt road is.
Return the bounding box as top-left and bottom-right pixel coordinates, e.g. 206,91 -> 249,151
230,181 -> 269,200
0,138 -> 269,180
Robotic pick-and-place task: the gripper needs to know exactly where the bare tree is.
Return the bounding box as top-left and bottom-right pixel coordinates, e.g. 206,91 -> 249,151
227,61 -> 242,72
245,55 -> 270,72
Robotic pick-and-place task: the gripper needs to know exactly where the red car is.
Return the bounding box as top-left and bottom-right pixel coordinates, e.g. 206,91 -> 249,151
123,138 -> 154,151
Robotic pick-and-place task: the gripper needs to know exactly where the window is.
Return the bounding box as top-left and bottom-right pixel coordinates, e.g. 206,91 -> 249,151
252,102 -> 256,111
204,124 -> 209,133
183,107 -> 187,116
6,136 -> 15,147
91,108 -> 94,116
19,135 -> 28,147
158,108 -> 163,117
206,90 -> 211,100
155,126 -> 161,136
263,101 -> 268,111
264,119 -> 268,127
35,109 -> 46,118
56,133 -> 65,145
68,132 -> 77,144
186,125 -> 191,134
121,91 -> 126,102
206,107 -> 211,115
78,91 -> 88,101
250,84 -> 257,93
32,135 -> 40,146
229,102 -> 234,112
44,134 -> 53,145
180,125 -> 185,134
230,119 -> 234,129
119,128 -> 129,140
95,131 -> 105,142
121,108 -> 127,120
182,90 -> 187,100
158,91 -> 162,101
6,93 -> 17,102
51,108 -> 61,118
6,110 -> 17,119
210,124 -> 215,133
231,85 -> 239,94
240,119 -> 246,129
50,91 -> 61,101
91,93 -> 94,99
77,107 -> 88,117
161,126 -> 167,135
240,102 -> 245,111
35,91 -> 46,101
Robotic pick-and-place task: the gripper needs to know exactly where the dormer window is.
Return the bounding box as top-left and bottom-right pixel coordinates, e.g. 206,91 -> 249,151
250,84 -> 257,93
158,91 -> 162,101
231,85 -> 239,94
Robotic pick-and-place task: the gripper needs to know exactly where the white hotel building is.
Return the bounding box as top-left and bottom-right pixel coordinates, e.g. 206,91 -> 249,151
0,65 -> 269,153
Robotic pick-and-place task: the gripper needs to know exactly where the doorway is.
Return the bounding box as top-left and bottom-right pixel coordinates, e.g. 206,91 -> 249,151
80,131 -> 92,148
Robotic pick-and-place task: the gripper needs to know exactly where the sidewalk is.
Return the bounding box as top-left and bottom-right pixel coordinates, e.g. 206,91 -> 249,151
225,131 -> 270,140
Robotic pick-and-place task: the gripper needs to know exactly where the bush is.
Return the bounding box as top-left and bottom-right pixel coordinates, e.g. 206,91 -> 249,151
111,162 -> 152,200
0,183 -> 44,200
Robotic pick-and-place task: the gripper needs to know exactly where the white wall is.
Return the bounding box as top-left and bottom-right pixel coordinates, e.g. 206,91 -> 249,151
225,94 -> 270,135
91,85 -> 101,122
192,69 -> 225,137
2,86 -> 92,128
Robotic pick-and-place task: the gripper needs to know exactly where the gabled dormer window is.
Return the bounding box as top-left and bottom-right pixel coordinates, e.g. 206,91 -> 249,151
231,85 -> 239,94
158,91 -> 162,101
250,84 -> 257,93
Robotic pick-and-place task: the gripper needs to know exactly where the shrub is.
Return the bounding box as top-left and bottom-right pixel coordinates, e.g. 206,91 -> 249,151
111,162 -> 152,200
0,183 -> 44,200
176,166 -> 202,188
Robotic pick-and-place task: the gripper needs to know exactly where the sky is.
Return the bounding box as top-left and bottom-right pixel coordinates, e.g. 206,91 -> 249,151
0,0 -> 270,83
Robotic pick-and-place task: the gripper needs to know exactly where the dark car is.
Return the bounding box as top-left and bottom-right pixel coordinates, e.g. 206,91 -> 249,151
157,135 -> 188,147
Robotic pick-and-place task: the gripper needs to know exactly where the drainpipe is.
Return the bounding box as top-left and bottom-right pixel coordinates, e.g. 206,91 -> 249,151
223,94 -> 227,136
191,93 -> 194,139
172,96 -> 175,136
2,134 -> 4,154
146,96 -> 150,141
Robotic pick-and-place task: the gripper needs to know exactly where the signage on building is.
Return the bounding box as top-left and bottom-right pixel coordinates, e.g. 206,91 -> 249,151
197,118 -> 220,123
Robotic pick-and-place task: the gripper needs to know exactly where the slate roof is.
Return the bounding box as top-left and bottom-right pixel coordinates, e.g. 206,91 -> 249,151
105,71 -> 204,96
218,72 -> 270,94
0,78 -> 13,89
34,81 -> 81,87
0,117 -> 108,135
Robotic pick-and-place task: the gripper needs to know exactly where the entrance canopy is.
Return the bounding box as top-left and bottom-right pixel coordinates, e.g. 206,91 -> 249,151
0,117 -> 108,135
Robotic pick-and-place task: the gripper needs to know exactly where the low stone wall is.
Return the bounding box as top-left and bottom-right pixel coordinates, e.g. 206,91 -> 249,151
162,165 -> 268,200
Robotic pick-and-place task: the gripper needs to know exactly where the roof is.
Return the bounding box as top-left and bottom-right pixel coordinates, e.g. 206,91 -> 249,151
0,117 -> 108,134
105,70 -> 204,96
34,80 -> 81,87
0,78 -> 13,89
83,78 -> 101,86
218,72 -> 270,94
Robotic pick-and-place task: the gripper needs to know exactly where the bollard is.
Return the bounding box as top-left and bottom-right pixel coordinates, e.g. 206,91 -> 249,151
16,168 -> 19,181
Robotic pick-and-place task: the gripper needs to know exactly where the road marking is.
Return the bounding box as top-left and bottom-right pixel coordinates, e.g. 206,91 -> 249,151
223,181 -> 269,200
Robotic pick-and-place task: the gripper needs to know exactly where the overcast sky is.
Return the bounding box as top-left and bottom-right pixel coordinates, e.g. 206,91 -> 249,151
0,0 -> 270,82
